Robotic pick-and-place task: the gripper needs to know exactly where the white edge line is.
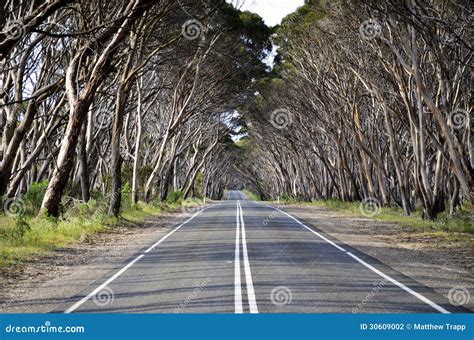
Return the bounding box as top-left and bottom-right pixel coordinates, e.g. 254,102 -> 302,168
235,201 -> 243,313
256,201 -> 450,314
239,201 -> 259,313
65,203 -> 218,314
346,252 -> 449,314
65,255 -> 144,314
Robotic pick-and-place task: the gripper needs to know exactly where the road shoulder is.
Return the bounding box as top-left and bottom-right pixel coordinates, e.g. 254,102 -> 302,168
276,204 -> 473,312
0,210 -> 193,313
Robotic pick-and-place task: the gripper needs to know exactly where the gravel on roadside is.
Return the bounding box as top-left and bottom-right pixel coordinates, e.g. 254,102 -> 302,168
0,210 -> 191,313
279,204 -> 474,311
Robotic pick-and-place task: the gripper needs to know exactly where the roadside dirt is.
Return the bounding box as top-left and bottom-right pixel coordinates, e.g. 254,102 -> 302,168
1,202 -> 472,313
281,204 -> 474,311
0,210 -> 190,313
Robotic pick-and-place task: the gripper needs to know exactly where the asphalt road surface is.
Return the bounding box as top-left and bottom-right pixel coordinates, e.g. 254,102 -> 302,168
60,191 -> 467,314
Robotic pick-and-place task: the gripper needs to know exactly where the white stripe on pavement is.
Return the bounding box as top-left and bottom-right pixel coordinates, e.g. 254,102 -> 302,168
239,201 -> 259,313
65,203 -> 217,314
346,252 -> 449,313
256,201 -> 450,314
235,201 -> 243,313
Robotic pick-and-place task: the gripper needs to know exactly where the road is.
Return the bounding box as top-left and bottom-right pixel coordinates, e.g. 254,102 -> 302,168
60,191 -> 466,313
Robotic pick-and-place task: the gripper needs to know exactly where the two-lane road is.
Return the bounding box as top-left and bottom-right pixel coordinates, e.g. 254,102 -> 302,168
61,191 -> 465,313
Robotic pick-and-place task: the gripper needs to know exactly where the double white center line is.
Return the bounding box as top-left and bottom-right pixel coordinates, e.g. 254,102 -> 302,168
234,200 -> 258,313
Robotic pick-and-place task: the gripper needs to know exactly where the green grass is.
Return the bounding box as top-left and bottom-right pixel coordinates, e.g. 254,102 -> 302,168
242,189 -> 261,201
303,199 -> 474,234
0,198 -> 202,269
246,189 -> 472,234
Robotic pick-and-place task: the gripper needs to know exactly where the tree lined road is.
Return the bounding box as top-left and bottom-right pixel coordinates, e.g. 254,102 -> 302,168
61,191 -> 464,314
2,0 -> 472,326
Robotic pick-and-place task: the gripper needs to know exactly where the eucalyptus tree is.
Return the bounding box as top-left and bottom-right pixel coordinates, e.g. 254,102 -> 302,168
242,0 -> 472,219
1,0 -> 271,217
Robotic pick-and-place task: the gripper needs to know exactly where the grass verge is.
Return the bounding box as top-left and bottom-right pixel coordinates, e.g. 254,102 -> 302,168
301,199 -> 474,234
242,189 -> 261,201
0,198 -> 202,269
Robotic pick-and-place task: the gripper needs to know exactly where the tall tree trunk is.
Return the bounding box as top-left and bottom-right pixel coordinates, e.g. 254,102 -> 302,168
78,122 -> 90,202
41,102 -> 90,216
108,83 -> 131,216
40,0 -> 153,216
131,78 -> 143,204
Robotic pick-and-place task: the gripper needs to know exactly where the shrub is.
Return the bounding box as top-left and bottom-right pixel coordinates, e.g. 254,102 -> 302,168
166,190 -> 184,204
23,181 -> 48,215
120,182 -> 132,210
279,193 -> 298,203
9,218 -> 31,241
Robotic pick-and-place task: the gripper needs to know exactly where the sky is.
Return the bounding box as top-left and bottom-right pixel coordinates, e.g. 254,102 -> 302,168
227,0 -> 305,26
